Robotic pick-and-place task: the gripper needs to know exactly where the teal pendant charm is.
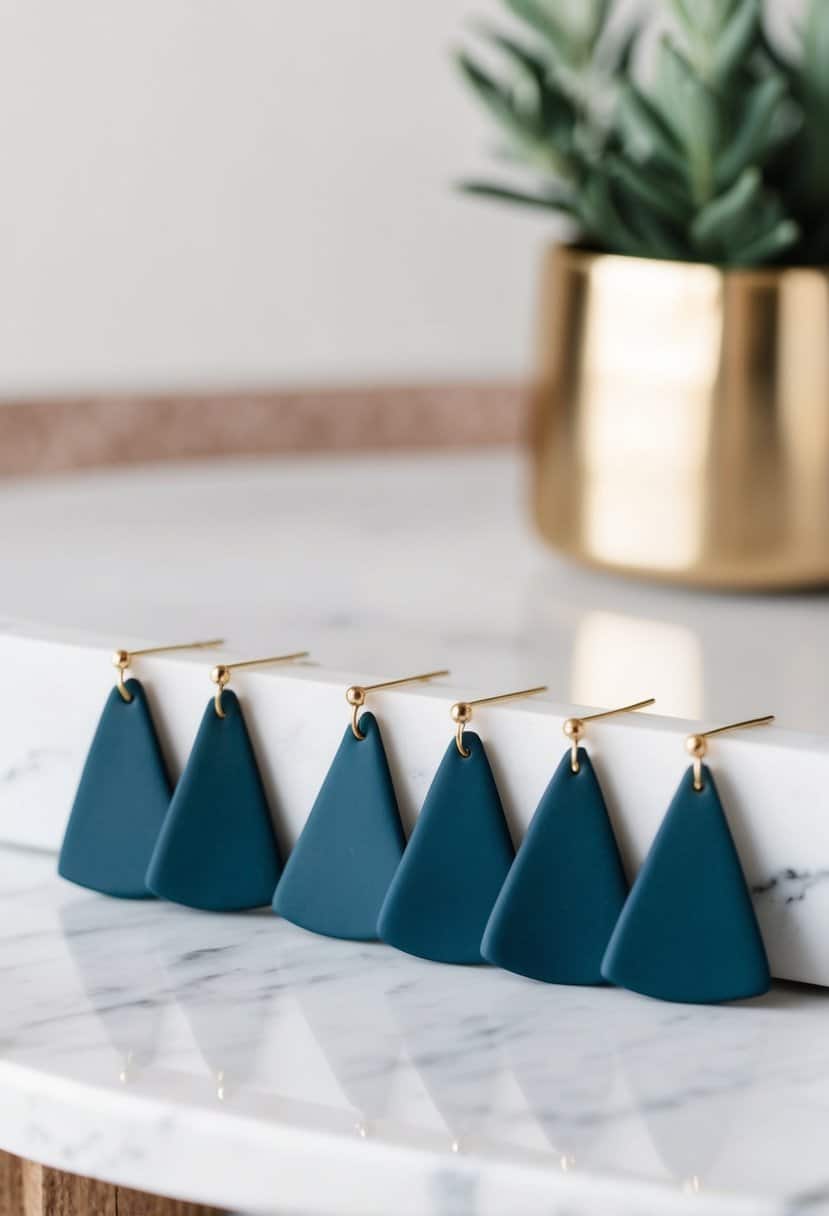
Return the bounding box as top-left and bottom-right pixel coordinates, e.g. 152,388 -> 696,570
378,732 -> 514,964
601,764 -> 770,1004
58,678 -> 171,899
146,690 -> 281,911
273,712 -> 406,939
482,747 -> 628,985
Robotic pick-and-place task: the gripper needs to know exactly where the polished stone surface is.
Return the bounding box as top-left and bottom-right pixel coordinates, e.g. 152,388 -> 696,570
1,847 -> 829,1215
2,450 -> 829,732
3,452 -> 829,1214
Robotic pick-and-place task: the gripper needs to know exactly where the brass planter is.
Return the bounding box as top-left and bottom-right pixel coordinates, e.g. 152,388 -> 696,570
532,245 -> 829,588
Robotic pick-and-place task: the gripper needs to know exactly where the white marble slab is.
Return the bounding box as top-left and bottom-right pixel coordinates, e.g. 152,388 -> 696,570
2,453 -> 829,991
0,618 -> 827,988
0,848 -> 828,1216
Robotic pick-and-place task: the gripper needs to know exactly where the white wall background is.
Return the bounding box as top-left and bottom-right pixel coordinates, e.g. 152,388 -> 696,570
0,0 -> 562,396
0,0 -> 802,397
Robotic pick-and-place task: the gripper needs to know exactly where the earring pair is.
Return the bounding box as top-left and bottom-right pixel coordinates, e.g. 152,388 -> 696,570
482,706 -> 772,1004
59,642 -> 308,909
276,679 -> 551,962
273,668 -> 451,939
59,638 -> 223,900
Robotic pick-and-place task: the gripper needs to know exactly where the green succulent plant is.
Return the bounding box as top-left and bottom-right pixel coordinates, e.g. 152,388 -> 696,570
457,0 -> 829,266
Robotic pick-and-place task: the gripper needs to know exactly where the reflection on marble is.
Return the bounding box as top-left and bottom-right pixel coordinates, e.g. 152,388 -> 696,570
59,899 -> 168,1082
297,965 -> 403,1129
154,910 -> 277,1103
489,981 -> 617,1163
615,999 -> 766,1185
0,849 -> 828,1215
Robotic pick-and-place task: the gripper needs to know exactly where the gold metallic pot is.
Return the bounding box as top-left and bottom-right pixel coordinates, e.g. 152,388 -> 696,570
532,245 -> 829,588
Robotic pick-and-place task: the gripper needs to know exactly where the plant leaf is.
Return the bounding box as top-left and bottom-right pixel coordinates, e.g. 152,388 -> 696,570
620,82 -> 687,175
691,168 -> 763,252
501,0 -> 574,58
599,20 -> 639,75
674,0 -> 741,40
458,180 -> 577,215
455,51 -> 543,149
576,177 -> 650,257
608,155 -> 690,224
671,0 -> 697,37
660,38 -> 719,203
474,23 -> 552,87
726,219 -> 800,266
713,0 -> 760,84
625,207 -> 684,261
716,75 -> 788,186
757,23 -> 793,75
579,0 -> 612,52
802,0 -> 829,111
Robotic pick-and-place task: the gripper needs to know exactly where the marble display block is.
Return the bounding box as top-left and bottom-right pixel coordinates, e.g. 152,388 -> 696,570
1,620 -> 827,987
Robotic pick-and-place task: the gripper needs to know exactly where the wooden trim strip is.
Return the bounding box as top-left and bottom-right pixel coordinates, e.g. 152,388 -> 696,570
0,1151 -> 224,1216
0,382 -> 528,476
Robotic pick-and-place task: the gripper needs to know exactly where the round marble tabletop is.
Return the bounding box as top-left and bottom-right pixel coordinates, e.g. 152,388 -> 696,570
0,846 -> 827,1216
3,450 -> 829,1215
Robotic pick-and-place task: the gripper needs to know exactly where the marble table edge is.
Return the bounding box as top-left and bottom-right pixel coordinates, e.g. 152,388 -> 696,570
0,1051 -> 797,1216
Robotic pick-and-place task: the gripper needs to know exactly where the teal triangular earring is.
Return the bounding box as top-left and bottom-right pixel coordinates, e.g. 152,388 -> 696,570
602,714 -> 774,1004
146,650 -> 307,911
482,698 -> 654,985
58,639 -> 222,899
273,669 -> 449,940
378,685 -> 547,964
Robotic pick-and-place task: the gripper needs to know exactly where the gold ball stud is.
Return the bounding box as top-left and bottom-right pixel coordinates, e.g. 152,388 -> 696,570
451,702 -> 473,725
686,733 -> 707,759
112,649 -> 130,670
346,686 -> 366,707
211,664 -> 231,686
563,717 -> 585,743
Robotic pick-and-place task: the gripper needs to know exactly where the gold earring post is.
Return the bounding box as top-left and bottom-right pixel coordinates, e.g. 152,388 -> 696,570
451,686 -> 548,757
686,715 -> 775,791
347,669 -> 449,740
563,697 -> 655,774
212,651 -> 310,717
113,638 -> 224,703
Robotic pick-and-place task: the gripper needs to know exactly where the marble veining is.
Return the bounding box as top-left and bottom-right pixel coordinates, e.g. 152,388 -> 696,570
753,868 -> 829,904
1,747 -> 71,785
1,848 -> 829,1215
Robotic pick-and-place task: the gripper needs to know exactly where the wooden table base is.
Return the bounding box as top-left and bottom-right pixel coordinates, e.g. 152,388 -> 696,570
0,1152 -> 223,1216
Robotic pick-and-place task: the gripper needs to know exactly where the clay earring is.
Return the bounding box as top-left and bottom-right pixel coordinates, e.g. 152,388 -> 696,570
273,669 -> 449,940
377,685 -> 547,964
146,650 -> 308,912
482,698 -> 654,985
602,715 -> 774,1004
58,638 -> 223,899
